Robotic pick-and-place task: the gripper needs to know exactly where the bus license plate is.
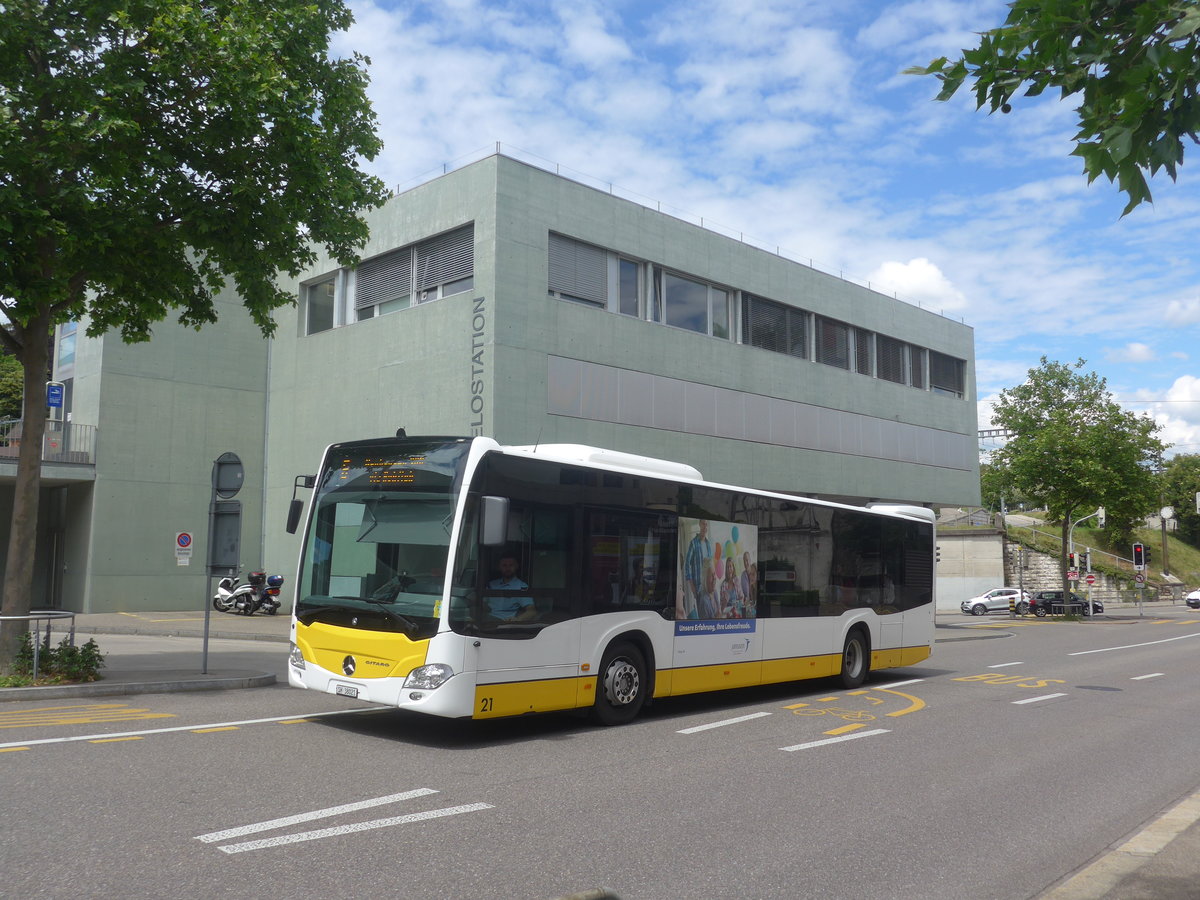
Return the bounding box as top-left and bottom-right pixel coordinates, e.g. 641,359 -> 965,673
335,684 -> 359,699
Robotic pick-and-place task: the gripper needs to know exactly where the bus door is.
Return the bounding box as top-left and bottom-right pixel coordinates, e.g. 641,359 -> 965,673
461,502 -> 582,715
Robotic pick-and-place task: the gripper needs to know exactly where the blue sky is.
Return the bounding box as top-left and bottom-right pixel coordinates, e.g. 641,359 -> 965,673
336,0 -> 1200,456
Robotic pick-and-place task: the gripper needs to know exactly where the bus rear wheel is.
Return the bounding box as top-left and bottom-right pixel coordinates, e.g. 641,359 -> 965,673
839,630 -> 869,689
593,641 -> 646,726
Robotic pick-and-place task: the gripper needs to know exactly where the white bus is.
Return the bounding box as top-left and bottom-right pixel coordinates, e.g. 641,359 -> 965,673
286,434 -> 935,724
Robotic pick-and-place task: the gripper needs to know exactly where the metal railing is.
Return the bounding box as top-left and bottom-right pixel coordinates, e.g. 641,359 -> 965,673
0,418 -> 96,465
0,610 -> 77,679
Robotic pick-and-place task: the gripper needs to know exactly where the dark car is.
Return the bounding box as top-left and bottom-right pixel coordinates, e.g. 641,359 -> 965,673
1029,590 -> 1104,617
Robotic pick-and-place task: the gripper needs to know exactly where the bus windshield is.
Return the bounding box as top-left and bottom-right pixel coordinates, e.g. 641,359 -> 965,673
295,438 -> 471,638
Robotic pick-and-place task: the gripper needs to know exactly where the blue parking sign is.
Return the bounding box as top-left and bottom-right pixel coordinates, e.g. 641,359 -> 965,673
46,382 -> 64,408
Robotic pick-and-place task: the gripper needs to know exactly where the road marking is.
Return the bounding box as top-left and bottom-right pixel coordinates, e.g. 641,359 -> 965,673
216,803 -> 494,854
0,703 -> 175,728
677,711 -> 771,734
877,678 -> 924,689
192,726 -> 239,733
1069,631 -> 1200,656
0,707 -> 376,750
1131,673 -> 1164,681
196,788 -> 440,843
88,736 -> 142,744
824,724 -> 867,735
988,662 -> 1024,668
0,747 -> 29,753
781,728 -> 889,751
1012,693 -> 1067,705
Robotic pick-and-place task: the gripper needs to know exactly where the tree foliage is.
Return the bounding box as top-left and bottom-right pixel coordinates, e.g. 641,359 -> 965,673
907,0 -> 1200,215
1161,453 -> 1200,546
0,0 -> 386,672
987,358 -> 1165,590
0,353 -> 22,420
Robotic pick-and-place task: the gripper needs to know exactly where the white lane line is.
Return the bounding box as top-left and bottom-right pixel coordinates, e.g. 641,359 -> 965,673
677,712 -> 772,734
877,678 -> 924,689
1069,631 -> 1200,656
195,789 -> 439,843
1131,673 -> 1164,681
781,728 -> 889,751
0,707 -> 374,750
1012,693 -> 1067,705
989,662 -> 1024,668
216,803 -> 494,854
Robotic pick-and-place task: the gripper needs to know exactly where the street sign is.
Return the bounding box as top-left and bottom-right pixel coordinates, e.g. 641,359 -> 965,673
1135,573 -> 1145,584
46,382 -> 65,408
1085,573 -> 1096,586
175,531 -> 193,566
1067,569 -> 1079,581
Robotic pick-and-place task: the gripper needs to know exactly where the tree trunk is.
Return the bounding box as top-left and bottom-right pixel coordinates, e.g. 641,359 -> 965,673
0,318 -> 50,675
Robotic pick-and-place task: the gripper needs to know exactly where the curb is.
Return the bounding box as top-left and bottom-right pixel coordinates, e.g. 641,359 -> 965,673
70,624 -> 290,644
0,671 -> 277,702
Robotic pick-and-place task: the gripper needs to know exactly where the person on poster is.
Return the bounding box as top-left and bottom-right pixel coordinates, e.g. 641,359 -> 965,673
683,519 -> 712,610
721,555 -> 746,617
740,550 -> 758,617
696,561 -> 720,619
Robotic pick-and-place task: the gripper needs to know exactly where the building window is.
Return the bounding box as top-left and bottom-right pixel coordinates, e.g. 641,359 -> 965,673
930,351 -> 966,397
816,317 -> 851,369
741,293 -> 807,359
854,329 -> 873,376
305,277 -> 336,334
908,345 -> 926,389
651,268 -> 732,339
548,233 -> 608,308
356,247 -> 411,320
57,321 -> 78,368
354,223 -> 474,320
619,259 -> 640,317
877,335 -> 906,384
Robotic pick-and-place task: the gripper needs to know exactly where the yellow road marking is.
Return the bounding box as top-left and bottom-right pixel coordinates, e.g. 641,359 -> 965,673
0,746 -> 30,753
88,736 -> 143,744
277,719 -> 311,725
0,708 -> 175,728
191,726 -> 239,733
824,724 -> 867,735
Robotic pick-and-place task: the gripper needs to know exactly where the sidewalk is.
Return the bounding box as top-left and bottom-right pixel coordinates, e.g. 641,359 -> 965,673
0,607 -> 290,702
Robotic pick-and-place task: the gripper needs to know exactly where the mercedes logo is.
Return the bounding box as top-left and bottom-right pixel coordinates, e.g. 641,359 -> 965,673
342,655 -> 356,676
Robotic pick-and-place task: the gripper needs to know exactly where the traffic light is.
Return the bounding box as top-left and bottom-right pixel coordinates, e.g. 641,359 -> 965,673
1132,542 -> 1145,570
1067,551 -> 1078,570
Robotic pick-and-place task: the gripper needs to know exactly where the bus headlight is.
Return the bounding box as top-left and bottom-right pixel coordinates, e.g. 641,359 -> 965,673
404,663 -> 454,690
288,643 -> 306,670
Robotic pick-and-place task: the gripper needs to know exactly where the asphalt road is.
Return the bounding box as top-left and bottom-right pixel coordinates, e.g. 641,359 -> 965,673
2,608 -> 1199,899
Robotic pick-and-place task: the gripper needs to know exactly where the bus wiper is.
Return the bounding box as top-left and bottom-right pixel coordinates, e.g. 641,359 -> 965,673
360,596 -> 420,634
296,605 -> 344,625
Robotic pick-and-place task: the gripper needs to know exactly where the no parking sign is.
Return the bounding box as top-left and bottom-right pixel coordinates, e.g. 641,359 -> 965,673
176,531 -> 193,566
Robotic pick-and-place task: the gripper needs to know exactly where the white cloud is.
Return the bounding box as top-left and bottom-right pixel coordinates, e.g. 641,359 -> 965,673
869,258 -> 967,311
1106,342 -> 1156,363
1165,296 -> 1200,325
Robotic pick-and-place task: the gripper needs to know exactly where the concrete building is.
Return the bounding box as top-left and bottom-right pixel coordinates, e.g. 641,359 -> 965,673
29,152 -> 978,613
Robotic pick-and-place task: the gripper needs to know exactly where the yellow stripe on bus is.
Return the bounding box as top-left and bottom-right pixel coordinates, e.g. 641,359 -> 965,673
469,643 -> 931,718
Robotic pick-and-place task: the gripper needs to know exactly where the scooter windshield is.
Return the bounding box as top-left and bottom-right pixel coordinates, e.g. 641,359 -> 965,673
294,438 -> 470,639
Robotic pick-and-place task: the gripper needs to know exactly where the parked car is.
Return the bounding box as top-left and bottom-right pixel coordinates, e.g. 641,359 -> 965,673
1029,590 -> 1104,617
1185,589 -> 1200,610
961,588 -> 1031,616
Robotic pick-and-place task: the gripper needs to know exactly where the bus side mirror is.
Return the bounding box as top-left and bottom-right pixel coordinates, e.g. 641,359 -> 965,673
480,496 -> 508,546
286,499 -> 304,535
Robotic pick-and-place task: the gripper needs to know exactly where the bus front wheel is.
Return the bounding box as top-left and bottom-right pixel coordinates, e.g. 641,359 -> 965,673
593,641 -> 647,726
839,630 -> 869,689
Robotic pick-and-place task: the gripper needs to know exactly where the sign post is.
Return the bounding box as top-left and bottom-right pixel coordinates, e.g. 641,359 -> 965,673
202,453 -> 243,674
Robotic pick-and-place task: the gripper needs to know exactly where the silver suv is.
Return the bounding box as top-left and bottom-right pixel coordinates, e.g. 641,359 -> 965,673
960,587 -> 1031,616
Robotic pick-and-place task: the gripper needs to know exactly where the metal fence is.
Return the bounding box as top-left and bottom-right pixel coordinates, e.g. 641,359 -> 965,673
0,418 -> 96,464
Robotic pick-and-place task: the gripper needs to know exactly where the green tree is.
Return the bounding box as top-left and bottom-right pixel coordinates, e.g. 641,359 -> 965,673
1162,453 -> 1200,546
988,358 -> 1165,594
0,0 -> 386,673
0,353 -> 22,420
907,0 -> 1200,215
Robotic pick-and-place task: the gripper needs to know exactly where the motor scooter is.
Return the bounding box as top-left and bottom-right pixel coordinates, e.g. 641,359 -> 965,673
213,571 -> 254,613
235,571 -> 285,616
